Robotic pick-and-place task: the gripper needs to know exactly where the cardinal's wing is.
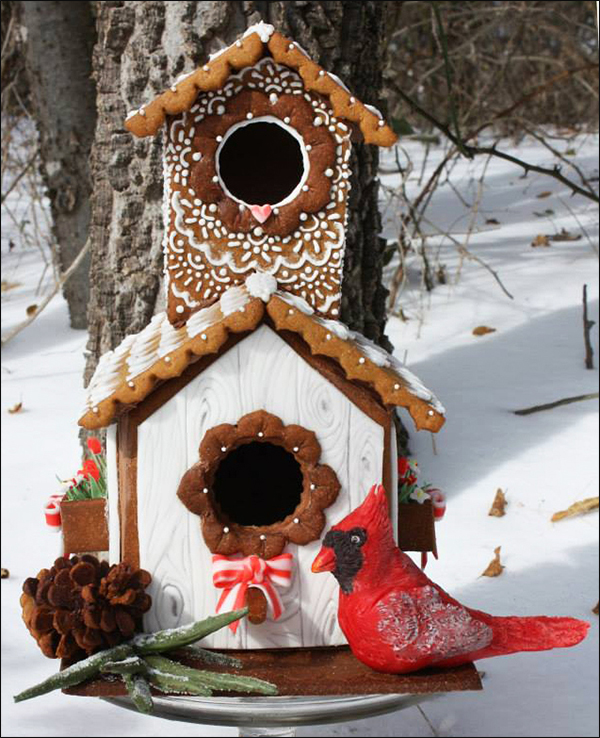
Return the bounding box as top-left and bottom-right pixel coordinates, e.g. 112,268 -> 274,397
375,585 -> 493,662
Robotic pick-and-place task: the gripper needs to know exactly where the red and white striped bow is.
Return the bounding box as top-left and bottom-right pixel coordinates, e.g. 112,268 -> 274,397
212,553 -> 293,633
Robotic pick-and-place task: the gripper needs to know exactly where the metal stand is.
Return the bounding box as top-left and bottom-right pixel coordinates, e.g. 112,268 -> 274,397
104,693 -> 436,737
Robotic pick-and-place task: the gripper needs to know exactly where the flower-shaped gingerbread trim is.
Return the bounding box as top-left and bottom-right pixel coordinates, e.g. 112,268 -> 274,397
177,410 -> 341,558
186,88 -> 336,237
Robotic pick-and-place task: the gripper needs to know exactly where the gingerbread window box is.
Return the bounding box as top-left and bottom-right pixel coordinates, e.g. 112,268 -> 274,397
60,498 -> 109,555
79,23 -> 446,654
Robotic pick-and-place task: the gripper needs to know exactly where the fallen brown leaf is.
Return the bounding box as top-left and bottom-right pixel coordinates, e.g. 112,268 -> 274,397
551,497 -> 599,522
8,402 -> 23,414
1,280 -> 21,293
0,568 -> 8,579
481,546 -> 505,577
473,326 -> 497,336
489,489 -> 507,517
531,234 -> 550,248
593,602 -> 599,616
548,228 -> 582,242
26,304 -> 38,316
536,191 -> 553,199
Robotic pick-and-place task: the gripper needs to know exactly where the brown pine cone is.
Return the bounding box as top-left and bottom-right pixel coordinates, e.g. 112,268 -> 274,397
21,555 -> 152,660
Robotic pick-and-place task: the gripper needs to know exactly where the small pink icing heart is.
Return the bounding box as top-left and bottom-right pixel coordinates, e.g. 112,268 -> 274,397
250,204 -> 272,223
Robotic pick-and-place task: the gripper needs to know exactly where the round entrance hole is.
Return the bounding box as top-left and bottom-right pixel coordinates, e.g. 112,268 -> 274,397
212,442 -> 303,527
217,120 -> 305,205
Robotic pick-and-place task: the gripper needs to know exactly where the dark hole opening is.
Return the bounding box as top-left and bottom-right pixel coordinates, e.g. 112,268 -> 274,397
213,442 -> 303,526
218,122 -> 305,205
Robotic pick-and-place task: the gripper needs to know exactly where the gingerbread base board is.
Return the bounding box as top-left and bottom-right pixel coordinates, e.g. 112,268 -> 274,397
63,647 -> 482,697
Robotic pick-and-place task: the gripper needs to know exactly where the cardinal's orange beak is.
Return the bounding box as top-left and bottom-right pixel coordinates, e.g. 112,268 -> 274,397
311,545 -> 336,573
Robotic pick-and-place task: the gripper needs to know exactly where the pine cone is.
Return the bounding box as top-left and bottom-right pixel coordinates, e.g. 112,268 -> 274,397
21,555 -> 151,660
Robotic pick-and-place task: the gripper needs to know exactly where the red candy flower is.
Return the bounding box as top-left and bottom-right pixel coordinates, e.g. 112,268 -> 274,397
398,457 -> 410,477
78,458 -> 100,481
87,437 -> 102,455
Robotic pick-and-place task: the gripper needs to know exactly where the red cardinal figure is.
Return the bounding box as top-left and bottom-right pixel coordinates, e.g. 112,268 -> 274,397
312,485 -> 589,674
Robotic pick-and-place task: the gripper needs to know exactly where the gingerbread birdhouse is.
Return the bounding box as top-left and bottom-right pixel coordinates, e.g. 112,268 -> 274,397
79,23 -> 445,651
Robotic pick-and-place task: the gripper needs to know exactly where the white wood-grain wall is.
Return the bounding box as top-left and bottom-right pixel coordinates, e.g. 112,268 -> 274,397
133,325 -> 385,648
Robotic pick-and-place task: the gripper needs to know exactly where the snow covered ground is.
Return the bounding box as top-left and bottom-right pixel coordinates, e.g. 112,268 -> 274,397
2,135 -> 598,737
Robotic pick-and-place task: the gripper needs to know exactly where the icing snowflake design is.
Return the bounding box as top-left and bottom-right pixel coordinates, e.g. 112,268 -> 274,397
162,58 -> 352,320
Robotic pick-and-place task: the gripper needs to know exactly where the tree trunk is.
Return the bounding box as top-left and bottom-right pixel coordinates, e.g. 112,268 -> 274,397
19,0 -> 96,329
85,0 -> 392,385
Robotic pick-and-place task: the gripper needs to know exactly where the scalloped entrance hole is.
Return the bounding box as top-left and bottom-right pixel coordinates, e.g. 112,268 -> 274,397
213,442 -> 303,526
218,122 -> 304,205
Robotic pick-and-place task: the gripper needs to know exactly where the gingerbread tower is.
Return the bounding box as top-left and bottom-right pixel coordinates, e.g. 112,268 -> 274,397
125,22 -> 396,324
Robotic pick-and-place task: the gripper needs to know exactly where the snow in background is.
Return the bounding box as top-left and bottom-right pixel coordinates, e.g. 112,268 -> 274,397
1,135 -> 598,737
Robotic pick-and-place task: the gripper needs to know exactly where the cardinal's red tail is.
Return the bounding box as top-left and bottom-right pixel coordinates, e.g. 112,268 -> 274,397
485,614 -> 589,656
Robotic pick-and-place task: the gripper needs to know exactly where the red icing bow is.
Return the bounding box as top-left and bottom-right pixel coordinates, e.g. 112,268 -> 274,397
212,553 -> 293,633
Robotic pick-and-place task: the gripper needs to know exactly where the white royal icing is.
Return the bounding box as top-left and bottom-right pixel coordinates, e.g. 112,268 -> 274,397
219,285 -> 250,316
245,271 -> 277,302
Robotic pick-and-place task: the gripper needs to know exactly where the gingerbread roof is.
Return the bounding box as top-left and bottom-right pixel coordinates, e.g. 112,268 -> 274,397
79,274 -> 444,433
124,22 -> 396,147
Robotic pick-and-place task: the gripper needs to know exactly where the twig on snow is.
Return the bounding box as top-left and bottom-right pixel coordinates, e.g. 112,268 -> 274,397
513,392 -> 599,416
1,239 -> 91,348
583,284 -> 596,369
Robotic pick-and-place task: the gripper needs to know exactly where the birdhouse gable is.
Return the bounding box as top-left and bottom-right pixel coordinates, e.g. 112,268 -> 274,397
124,25 -> 397,325
79,277 -> 445,434
125,23 -> 397,147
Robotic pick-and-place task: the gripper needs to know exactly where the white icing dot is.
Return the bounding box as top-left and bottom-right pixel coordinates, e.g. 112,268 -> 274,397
273,207 -> 279,215
288,43 -> 295,50
203,488 -> 209,494
331,308 -> 339,315
293,518 -> 300,524
216,135 -> 223,142
306,144 -> 312,151
258,431 -> 264,437
284,116 -> 290,124
319,70 -> 325,77
176,305 -> 185,314
192,152 -> 201,161
325,168 -> 333,177
254,227 -> 263,236
246,112 -> 253,119
209,204 -> 217,212
288,309 -> 294,315
378,119 -> 385,127
293,446 -> 299,453
299,213 -> 308,221
260,534 -> 267,541
358,357 -> 366,364
221,446 -> 227,452
252,246 -> 260,254
236,40 -> 242,47
224,526 -> 230,533
394,383 -> 400,390
201,333 -> 208,340
92,406 -> 99,414
326,334 -> 332,340
128,381 -> 134,388
350,96 -> 356,103
165,356 -> 171,363
212,176 -> 219,183
138,108 -> 146,117
428,409 -> 435,416
203,65 -> 209,71
310,484 -> 316,490
302,185 -> 309,192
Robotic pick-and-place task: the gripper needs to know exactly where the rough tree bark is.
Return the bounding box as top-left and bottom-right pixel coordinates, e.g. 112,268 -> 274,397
84,0 -> 392,385
18,0 -> 96,329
